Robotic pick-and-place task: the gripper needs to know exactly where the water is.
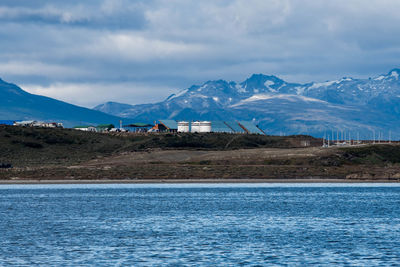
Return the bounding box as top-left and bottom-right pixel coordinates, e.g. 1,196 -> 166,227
1,183 -> 400,266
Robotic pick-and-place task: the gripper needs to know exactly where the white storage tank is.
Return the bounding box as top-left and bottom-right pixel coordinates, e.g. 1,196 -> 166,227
191,121 -> 211,133
177,121 -> 190,132
199,121 -> 211,133
191,121 -> 201,133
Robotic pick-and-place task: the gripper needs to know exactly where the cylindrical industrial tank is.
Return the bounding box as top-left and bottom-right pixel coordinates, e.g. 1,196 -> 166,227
177,121 -> 190,132
191,121 -> 201,133
199,121 -> 211,133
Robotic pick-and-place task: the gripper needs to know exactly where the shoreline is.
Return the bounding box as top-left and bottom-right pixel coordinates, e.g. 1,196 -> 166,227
0,178 -> 399,185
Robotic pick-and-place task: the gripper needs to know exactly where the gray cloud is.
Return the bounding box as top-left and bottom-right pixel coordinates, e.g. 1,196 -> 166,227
0,1 -> 148,29
1,0 -> 400,107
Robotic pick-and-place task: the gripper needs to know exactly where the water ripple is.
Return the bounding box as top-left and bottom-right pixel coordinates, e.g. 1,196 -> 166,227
0,184 -> 400,265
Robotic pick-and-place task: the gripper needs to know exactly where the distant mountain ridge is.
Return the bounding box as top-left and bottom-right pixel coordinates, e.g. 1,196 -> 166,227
2,68 -> 400,138
0,78 -> 122,128
94,69 -> 400,138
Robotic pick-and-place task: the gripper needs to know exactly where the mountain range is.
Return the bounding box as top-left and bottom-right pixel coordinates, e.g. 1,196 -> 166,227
94,69 -> 400,139
2,68 -> 400,138
0,78 -> 122,128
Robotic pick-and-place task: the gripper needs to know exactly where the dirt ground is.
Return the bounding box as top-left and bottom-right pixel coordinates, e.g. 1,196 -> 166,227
78,146 -> 334,167
2,126 -> 399,181
2,145 -> 400,181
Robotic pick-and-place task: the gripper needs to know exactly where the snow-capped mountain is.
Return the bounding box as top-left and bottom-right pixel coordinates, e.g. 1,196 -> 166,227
94,69 -> 400,138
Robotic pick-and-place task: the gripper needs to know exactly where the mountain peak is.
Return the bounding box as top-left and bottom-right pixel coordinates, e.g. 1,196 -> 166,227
249,73 -> 267,79
389,68 -> 400,79
246,73 -> 281,82
203,79 -> 230,86
90,67 -> 400,137
242,74 -> 285,86
239,73 -> 286,94
389,68 -> 400,73
93,101 -> 136,115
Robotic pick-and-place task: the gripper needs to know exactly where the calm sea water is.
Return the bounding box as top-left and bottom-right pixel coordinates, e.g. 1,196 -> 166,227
1,183 -> 400,266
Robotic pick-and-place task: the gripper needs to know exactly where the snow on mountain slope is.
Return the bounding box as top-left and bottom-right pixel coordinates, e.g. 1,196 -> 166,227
93,69 -> 400,138
231,94 -> 327,107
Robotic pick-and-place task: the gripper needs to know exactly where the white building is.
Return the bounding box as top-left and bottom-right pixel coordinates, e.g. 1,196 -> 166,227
74,126 -> 97,132
14,121 -> 63,128
199,121 -> 211,132
177,121 -> 190,132
14,120 -> 36,126
190,121 -> 211,133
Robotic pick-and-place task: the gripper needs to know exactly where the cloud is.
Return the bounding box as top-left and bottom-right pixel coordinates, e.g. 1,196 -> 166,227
21,82 -> 174,107
0,1 -> 148,29
0,61 -> 92,77
86,33 -> 205,62
2,0 -> 400,107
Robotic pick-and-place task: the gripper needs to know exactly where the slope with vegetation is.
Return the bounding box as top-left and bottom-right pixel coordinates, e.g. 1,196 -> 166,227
0,126 -> 319,167
1,126 -> 400,181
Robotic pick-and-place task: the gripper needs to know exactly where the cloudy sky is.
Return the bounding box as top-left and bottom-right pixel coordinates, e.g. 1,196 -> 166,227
1,0 -> 400,107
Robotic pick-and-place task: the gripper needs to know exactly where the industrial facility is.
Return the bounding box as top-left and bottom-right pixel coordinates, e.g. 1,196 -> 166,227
0,120 -> 64,128
0,118 -> 265,135
150,120 -> 265,134
181,121 -> 212,133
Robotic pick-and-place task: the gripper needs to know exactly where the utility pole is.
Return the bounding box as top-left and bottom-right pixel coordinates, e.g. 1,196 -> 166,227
349,132 -> 351,145
336,131 -> 339,145
373,130 -> 375,144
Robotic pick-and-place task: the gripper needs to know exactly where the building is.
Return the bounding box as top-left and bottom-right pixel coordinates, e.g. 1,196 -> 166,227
177,121 -> 190,132
73,126 -> 97,132
190,121 -> 211,133
166,119 -> 265,134
123,123 -> 154,133
44,122 -> 64,128
13,121 -> 63,128
14,120 -> 36,127
96,124 -> 115,132
237,121 -> 265,135
0,120 -> 18,126
36,122 -> 63,128
149,120 -> 178,132
209,121 -> 235,133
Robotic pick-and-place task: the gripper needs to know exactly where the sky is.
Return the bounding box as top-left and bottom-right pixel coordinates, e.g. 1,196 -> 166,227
1,0 -> 400,108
